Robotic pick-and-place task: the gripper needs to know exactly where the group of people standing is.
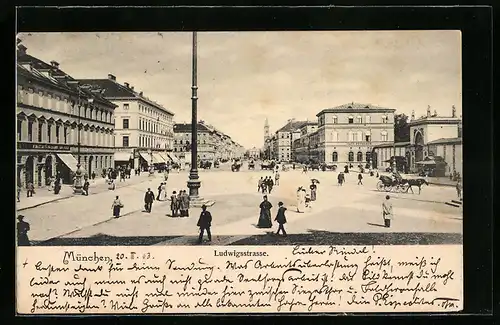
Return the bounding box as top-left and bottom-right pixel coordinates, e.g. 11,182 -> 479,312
257,176 -> 276,194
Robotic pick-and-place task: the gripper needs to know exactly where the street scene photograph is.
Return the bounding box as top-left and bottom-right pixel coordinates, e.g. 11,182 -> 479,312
15,31 -> 463,247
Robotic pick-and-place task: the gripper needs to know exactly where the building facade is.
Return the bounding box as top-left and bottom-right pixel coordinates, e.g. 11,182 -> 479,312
173,121 -> 244,163
17,44 -> 117,187
247,147 -> 261,159
315,103 -> 396,165
372,106 -> 462,176
292,122 -> 319,163
78,75 -> 175,169
271,120 -> 310,162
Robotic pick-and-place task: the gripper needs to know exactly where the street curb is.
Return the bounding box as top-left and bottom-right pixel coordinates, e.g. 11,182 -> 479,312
17,195 -> 74,212
428,182 -> 455,187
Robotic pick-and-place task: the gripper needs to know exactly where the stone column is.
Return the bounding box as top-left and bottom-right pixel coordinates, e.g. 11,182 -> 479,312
40,122 -> 47,143
50,123 -> 57,143
32,120 -> 39,142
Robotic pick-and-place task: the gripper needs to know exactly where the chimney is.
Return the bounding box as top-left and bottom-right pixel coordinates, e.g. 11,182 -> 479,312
50,60 -> 59,68
124,82 -> 129,88
452,105 -> 456,118
411,110 -> 415,121
131,86 -> 134,91
17,44 -> 27,55
108,74 -> 116,81
139,91 -> 143,96
427,105 -> 431,117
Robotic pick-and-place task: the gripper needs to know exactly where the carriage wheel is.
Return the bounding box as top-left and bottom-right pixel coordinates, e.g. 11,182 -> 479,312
376,181 -> 384,191
400,184 -> 409,193
384,185 -> 392,192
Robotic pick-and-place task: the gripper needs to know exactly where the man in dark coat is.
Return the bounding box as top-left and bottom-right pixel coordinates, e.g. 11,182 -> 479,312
197,204 -> 212,244
170,191 -> 179,217
274,202 -> 287,236
17,215 -> 30,246
267,178 -> 274,194
358,173 -> 363,185
144,188 -> 155,213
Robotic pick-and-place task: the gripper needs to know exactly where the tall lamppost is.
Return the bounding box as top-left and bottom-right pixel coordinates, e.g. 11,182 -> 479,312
73,90 -> 84,194
187,31 -> 202,199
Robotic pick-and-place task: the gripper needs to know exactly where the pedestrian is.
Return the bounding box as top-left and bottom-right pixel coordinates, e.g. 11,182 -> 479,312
261,178 -> 267,194
17,215 -> 30,246
257,195 -> 273,228
161,182 -> 167,201
358,173 -> 363,185
274,202 -> 287,236
54,178 -> 61,195
197,204 -> 212,244
83,179 -> 90,196
111,195 -> 124,218
17,183 -> 21,202
156,182 -> 163,201
257,177 -> 264,193
108,179 -> 116,190
26,182 -> 34,197
164,169 -> 169,182
268,177 -> 274,194
144,188 -> 155,213
91,171 -> 96,181
170,191 -> 179,217
296,187 -> 306,213
179,190 -> 190,217
456,179 -> 462,201
337,172 -> 343,186
275,171 -> 280,186
382,195 -> 393,228
310,181 -> 317,201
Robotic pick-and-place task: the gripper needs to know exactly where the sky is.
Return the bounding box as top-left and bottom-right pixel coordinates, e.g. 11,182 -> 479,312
17,31 -> 461,149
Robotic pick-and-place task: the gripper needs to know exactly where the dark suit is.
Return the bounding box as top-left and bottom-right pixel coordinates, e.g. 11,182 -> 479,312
144,191 -> 155,212
275,206 -> 287,235
197,210 -> 212,243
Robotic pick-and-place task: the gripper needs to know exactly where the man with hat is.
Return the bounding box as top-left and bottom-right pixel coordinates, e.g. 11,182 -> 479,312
197,204 -> 212,244
17,215 -> 30,246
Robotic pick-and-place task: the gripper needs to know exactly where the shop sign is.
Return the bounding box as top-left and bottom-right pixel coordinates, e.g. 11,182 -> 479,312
17,142 -> 71,151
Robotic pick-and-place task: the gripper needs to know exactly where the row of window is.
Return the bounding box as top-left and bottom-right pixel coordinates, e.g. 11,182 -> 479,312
18,87 -> 114,124
319,115 -> 390,125
17,119 -> 114,146
138,103 -> 173,122
137,117 -> 171,135
333,151 -> 371,162
137,135 -> 171,149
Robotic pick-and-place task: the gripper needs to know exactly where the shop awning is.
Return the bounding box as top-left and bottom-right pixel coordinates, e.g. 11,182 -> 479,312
56,153 -> 78,172
114,152 -> 132,161
167,153 -> 180,163
139,151 -> 151,163
152,153 -> 166,164
157,153 -> 169,162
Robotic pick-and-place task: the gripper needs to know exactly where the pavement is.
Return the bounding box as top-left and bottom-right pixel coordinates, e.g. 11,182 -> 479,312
19,162 -> 463,246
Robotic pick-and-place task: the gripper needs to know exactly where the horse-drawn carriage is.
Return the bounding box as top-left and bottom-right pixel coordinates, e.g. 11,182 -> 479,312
248,160 -> 255,170
231,161 -> 242,172
376,175 -> 429,194
199,160 -> 212,169
261,161 -> 275,170
376,175 -> 409,193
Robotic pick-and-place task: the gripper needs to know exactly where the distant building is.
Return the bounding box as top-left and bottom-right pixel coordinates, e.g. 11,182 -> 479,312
248,147 -> 261,159
372,106 -> 462,176
316,103 -> 396,165
78,75 -> 175,170
16,43 -> 117,187
292,122 -> 319,163
271,119 -> 310,162
173,121 -> 244,162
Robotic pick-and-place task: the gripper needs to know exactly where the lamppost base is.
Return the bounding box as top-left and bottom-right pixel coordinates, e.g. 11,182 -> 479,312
187,179 -> 215,207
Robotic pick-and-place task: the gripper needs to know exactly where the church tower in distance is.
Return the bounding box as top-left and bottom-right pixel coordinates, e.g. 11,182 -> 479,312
264,118 -> 270,144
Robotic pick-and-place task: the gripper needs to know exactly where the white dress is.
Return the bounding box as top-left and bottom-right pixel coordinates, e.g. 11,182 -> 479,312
297,190 -> 306,212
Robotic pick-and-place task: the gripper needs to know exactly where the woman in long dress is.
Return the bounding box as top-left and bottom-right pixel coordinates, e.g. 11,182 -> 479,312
310,181 -> 317,201
296,187 -> 306,213
111,195 -> 123,218
257,195 -> 273,228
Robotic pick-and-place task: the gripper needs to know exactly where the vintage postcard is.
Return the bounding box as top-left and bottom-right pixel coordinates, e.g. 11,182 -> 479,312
15,31 -> 463,314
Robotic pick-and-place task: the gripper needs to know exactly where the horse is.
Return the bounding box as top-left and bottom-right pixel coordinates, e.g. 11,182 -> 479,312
403,178 -> 429,194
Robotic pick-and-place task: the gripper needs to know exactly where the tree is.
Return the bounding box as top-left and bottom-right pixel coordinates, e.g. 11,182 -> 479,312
394,113 -> 410,143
